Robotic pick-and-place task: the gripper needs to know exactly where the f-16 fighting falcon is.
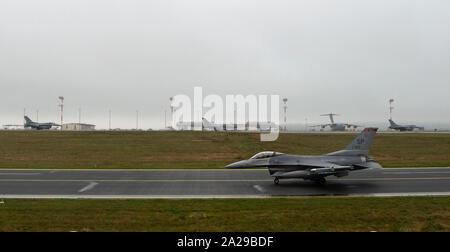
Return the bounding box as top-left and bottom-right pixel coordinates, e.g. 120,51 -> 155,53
24,116 -> 60,130
225,128 -> 382,185
388,119 -> 424,132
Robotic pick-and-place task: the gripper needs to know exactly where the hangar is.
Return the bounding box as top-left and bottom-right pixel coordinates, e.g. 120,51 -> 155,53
62,123 -> 96,131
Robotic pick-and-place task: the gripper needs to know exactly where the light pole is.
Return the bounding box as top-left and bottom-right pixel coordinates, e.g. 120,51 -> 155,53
389,99 -> 394,120
58,96 -> 64,130
305,118 -> 308,132
283,98 -> 288,132
136,110 -> 139,130
109,110 -> 111,130
164,109 -> 167,129
169,97 -> 174,130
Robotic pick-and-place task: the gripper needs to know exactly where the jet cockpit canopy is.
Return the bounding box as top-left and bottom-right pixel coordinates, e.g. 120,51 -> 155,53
250,151 -> 284,159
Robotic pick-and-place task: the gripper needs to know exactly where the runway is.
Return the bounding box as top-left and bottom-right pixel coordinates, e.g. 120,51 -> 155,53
0,168 -> 449,199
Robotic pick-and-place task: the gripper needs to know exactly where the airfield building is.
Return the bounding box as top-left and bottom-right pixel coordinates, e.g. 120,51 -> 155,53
62,123 -> 96,131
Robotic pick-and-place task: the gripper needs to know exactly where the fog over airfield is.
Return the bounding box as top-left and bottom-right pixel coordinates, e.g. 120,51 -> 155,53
0,0 -> 449,129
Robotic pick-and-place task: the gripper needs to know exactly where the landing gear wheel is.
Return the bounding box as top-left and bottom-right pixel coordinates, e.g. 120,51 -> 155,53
274,177 -> 279,185
315,177 -> 326,185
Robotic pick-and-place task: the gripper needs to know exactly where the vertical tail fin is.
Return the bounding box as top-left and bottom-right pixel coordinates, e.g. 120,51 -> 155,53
202,117 -> 217,131
345,128 -> 378,152
326,128 -> 378,156
202,118 -> 212,126
24,116 -> 33,124
388,119 -> 398,127
321,113 -> 339,124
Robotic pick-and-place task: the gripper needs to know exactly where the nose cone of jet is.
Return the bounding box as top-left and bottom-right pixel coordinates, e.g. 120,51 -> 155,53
225,160 -> 251,169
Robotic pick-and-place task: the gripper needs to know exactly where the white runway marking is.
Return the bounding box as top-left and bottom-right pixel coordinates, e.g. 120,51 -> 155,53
253,185 -> 266,193
1,192 -> 450,199
0,173 -> 40,176
78,182 -> 98,193
383,171 -> 450,175
0,194 -> 273,199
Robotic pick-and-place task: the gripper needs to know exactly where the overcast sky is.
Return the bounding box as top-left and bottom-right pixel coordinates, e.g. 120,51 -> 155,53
1,0 -> 449,129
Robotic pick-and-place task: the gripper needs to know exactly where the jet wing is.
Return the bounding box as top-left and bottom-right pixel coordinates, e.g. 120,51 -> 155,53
309,165 -> 353,174
270,158 -> 342,168
270,158 -> 356,178
272,165 -> 353,178
272,160 -> 382,179
353,161 -> 382,169
309,124 -> 331,128
293,159 -> 381,173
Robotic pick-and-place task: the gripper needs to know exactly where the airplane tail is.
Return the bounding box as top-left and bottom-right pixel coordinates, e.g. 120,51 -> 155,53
326,128 -> 378,156
24,116 -> 33,124
202,117 -> 212,126
202,117 -> 217,131
388,119 -> 398,127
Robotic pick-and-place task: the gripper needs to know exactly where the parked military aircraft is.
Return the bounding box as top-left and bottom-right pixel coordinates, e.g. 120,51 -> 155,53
177,118 -> 275,132
23,116 -> 60,130
225,128 -> 382,185
175,121 -> 199,130
202,118 -> 275,132
175,118 -> 228,131
200,118 -> 230,131
311,113 -> 359,131
388,119 -> 424,131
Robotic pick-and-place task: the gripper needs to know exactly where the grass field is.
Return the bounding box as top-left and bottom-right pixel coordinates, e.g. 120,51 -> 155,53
0,197 -> 448,232
0,131 -> 449,168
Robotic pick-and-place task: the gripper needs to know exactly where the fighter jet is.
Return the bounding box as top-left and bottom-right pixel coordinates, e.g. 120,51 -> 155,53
388,119 -> 424,132
225,128 -> 382,185
23,116 -> 60,130
311,113 -> 359,131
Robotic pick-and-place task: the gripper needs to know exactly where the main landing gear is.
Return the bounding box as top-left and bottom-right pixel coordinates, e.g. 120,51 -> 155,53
314,177 -> 326,186
274,177 -> 279,185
